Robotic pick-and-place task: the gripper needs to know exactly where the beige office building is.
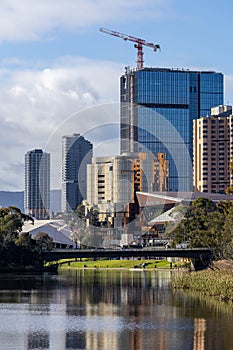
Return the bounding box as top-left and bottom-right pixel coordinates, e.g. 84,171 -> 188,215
193,105 -> 233,193
87,152 -> 168,229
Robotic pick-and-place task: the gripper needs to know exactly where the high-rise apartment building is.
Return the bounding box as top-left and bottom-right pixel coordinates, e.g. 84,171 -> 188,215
120,67 -> 224,191
24,149 -> 50,219
62,134 -> 93,212
193,105 -> 233,193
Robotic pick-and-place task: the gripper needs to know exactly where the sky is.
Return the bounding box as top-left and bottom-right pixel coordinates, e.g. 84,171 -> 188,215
0,0 -> 233,191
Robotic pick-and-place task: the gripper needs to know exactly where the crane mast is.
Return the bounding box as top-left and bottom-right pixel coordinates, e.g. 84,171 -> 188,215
99,27 -> 160,69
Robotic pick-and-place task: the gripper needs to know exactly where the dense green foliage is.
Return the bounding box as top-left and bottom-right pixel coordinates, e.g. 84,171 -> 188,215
0,206 -> 50,269
34,232 -> 53,251
169,198 -> 233,259
77,204 -> 100,227
0,206 -> 31,246
173,270 -> 233,302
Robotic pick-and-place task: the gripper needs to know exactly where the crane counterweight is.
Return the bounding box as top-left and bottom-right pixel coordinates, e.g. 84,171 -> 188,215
99,27 -> 160,69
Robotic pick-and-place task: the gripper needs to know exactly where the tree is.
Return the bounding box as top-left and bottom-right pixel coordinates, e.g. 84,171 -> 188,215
76,204 -> 100,227
87,207 -> 100,227
225,186 -> 233,195
191,197 -> 215,211
225,157 -> 233,194
0,207 -> 40,268
0,206 -> 33,247
221,204 -> 233,258
15,232 -> 33,249
76,204 -> 85,219
170,198 -> 233,259
34,232 -> 53,251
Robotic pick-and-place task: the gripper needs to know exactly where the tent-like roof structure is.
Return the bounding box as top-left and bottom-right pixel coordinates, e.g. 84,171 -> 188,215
137,191 -> 233,207
22,219 -> 75,247
149,207 -> 181,225
137,191 -> 233,228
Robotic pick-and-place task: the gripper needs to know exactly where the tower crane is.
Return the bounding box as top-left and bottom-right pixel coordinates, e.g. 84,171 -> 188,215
99,27 -> 160,70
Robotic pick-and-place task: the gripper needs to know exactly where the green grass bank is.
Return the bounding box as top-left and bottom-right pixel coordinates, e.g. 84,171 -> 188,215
54,259 -> 190,270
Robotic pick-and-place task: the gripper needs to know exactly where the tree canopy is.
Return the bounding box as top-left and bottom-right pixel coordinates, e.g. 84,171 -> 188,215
76,204 -> 100,226
169,198 -> 233,259
0,206 -> 50,269
34,232 -> 53,251
0,206 -> 33,247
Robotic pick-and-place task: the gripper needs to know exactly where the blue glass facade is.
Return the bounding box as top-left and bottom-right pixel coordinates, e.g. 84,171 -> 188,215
120,68 -> 223,191
62,134 -> 93,212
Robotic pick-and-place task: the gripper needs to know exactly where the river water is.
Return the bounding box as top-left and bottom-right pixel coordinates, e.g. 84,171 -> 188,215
0,269 -> 232,350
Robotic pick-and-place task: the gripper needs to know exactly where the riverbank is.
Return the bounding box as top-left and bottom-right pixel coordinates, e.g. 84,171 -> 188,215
0,263 -> 58,273
57,259 -> 190,270
172,260 -> 233,303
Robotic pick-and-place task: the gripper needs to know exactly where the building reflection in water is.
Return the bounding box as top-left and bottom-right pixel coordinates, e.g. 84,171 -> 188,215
193,318 -> 206,350
28,331 -> 49,349
61,269 -> 186,350
0,270 -> 232,350
24,270 -> 204,350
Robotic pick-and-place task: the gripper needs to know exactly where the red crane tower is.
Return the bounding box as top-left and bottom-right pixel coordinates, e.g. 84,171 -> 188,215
99,27 -> 160,70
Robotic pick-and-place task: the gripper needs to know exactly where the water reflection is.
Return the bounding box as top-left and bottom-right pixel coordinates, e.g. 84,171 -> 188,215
193,318 -> 206,350
28,330 -> 50,349
0,270 -> 232,350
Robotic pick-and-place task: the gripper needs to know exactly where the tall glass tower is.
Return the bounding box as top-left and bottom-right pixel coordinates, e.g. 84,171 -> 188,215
24,149 -> 50,219
120,67 -> 224,191
62,134 -> 93,212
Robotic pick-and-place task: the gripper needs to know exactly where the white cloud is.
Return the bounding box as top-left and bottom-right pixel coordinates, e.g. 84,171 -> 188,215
0,0 -> 173,191
0,0 -> 172,42
0,57 -> 122,190
1,61 -> 232,191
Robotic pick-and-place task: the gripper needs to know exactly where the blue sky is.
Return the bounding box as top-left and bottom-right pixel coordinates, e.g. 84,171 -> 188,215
0,0 -> 232,191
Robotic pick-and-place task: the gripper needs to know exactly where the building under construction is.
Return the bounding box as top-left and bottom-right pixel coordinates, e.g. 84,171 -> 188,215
100,27 -> 224,192
120,67 -> 223,191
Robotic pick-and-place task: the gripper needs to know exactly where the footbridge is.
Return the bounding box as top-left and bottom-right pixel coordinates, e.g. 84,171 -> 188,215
43,247 -> 213,270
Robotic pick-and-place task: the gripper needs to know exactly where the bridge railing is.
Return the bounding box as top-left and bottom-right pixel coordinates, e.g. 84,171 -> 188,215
49,247 -> 212,253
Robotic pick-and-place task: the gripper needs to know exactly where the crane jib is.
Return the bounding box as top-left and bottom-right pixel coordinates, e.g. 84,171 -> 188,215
99,27 -> 160,69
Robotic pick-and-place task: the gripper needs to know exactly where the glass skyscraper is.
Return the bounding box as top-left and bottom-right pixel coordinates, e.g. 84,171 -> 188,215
120,67 -> 224,191
62,134 -> 93,212
24,149 -> 50,219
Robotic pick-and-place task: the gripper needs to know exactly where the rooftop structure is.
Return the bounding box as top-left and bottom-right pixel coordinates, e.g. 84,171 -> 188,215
22,219 -> 75,248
